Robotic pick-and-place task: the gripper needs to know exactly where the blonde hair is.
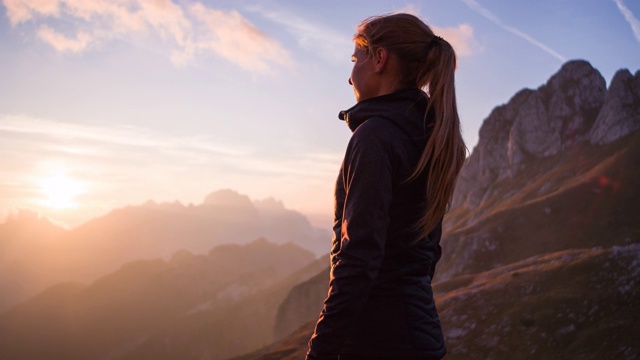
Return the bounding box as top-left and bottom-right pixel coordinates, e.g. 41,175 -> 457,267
355,13 -> 467,237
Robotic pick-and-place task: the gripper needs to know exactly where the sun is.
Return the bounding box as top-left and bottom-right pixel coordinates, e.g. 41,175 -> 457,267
38,173 -> 86,210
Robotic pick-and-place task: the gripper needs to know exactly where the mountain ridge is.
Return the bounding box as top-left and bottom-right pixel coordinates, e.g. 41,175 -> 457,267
0,189 -> 329,312
0,238 -> 319,360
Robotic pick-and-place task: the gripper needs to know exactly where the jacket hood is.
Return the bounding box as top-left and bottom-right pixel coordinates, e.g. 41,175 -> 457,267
339,88 -> 433,147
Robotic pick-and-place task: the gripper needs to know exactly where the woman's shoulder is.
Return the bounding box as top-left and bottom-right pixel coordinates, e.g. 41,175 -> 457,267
352,116 -> 404,140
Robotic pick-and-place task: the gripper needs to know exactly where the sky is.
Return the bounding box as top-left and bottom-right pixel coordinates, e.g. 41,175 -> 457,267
0,0 -> 639,229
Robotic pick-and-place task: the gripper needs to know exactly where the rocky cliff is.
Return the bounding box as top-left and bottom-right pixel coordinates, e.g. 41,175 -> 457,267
452,60 -> 638,211
440,60 -> 640,280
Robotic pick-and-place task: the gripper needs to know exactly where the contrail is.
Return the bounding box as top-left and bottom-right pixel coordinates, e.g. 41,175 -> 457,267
462,0 -> 567,62
614,0 -> 640,43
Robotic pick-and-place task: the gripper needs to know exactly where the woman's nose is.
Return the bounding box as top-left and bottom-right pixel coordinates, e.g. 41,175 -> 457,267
348,78 -> 353,85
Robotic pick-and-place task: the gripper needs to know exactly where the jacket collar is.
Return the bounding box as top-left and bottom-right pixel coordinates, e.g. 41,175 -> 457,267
339,88 -> 432,142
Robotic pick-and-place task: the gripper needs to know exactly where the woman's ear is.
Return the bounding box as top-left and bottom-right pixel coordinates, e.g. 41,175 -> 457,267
373,47 -> 388,73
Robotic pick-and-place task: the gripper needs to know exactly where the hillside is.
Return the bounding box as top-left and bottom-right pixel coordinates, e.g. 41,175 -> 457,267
0,210 -> 68,311
121,255 -> 329,360
0,189 -> 329,312
435,245 -> 640,359
234,245 -> 640,360
0,239 -> 319,360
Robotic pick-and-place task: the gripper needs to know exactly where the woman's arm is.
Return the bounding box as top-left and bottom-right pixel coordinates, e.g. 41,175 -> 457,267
307,120 -> 394,360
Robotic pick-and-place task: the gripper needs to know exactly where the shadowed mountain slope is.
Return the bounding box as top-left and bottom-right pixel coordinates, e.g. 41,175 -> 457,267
0,239 -> 318,360
235,245 -> 640,360
120,255 -> 328,360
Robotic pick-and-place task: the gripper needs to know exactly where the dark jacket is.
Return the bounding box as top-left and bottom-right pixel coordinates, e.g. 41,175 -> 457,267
306,89 -> 446,360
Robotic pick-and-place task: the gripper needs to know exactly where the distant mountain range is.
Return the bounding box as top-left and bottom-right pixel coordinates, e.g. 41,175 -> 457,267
0,189 -> 329,311
0,238 -> 326,360
237,60 -> 640,360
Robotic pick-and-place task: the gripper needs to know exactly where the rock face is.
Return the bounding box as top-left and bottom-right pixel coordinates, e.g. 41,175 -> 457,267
590,69 -> 640,144
452,60 -> 638,210
441,60 -> 640,280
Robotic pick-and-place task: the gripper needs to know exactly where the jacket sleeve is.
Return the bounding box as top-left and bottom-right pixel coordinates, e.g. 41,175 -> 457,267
307,120 -> 393,360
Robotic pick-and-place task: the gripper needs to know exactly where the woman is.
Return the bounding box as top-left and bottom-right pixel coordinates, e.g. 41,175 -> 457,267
306,13 -> 466,360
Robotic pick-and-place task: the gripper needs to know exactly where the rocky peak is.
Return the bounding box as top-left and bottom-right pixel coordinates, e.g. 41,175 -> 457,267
452,60 -> 637,210
590,68 -> 640,144
202,188 -> 255,209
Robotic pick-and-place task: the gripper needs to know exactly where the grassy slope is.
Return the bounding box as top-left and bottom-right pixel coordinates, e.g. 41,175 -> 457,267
235,245 -> 640,360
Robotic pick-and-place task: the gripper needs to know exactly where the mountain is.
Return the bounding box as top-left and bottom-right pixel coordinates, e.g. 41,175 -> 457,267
0,239 -> 321,360
440,60 -> 640,279
0,210 -> 68,311
235,60 -> 640,359
274,265 -> 329,340
0,189 -> 329,312
121,255 -> 329,360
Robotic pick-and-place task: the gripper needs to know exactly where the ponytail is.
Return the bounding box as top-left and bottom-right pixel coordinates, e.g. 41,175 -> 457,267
355,14 -> 467,238
409,35 -> 467,237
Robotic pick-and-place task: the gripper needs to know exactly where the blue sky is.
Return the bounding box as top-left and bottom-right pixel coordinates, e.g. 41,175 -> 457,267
1,0 -> 639,228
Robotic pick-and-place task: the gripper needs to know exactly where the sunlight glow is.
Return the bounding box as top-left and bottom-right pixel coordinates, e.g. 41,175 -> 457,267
38,173 -> 86,210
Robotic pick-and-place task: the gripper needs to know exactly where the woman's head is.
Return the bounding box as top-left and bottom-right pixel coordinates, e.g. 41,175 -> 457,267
353,13 -> 456,93
352,13 -> 467,238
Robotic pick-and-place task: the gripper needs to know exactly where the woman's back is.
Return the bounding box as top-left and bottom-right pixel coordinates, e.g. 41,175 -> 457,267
306,13 -> 465,360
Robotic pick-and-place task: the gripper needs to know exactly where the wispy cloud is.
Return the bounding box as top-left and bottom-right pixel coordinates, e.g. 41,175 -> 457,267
462,0 -> 567,62
36,25 -> 92,53
187,3 -> 290,72
614,0 -> 640,44
431,23 -> 479,57
0,114 -> 249,156
2,0 -> 292,72
246,5 -> 352,64
0,114 -> 340,188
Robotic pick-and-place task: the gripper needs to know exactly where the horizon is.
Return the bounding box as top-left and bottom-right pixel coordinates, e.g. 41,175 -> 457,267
0,187 -> 334,230
1,0 -> 639,229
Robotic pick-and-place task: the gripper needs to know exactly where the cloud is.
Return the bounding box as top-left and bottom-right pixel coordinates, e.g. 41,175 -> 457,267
0,114 -> 248,156
2,0 -> 291,72
246,5 -> 352,64
37,24 -> 92,52
614,0 -> 640,43
0,114 -> 340,178
3,0 -> 60,25
432,23 -> 479,57
463,0 -> 567,62
188,3 -> 291,72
